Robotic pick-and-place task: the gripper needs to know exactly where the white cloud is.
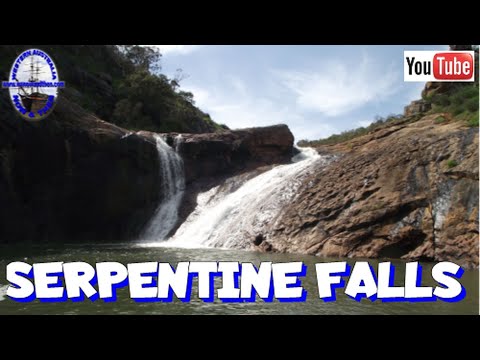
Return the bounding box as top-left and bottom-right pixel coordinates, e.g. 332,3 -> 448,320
177,53 -> 404,141
184,77 -> 338,141
145,45 -> 203,55
274,54 -> 400,117
188,82 -> 295,129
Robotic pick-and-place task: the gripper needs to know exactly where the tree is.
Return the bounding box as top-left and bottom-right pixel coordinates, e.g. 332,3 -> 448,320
121,45 -> 162,73
171,69 -> 189,91
178,91 -> 195,104
112,98 -> 152,130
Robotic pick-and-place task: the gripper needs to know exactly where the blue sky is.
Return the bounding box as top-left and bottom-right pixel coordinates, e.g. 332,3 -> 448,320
151,45 -> 448,141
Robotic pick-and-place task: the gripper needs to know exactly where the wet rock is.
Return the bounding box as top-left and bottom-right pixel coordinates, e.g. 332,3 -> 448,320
253,234 -> 265,246
258,240 -> 273,252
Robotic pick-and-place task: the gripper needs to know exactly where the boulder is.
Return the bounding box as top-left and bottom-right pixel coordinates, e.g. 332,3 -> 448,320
404,99 -> 431,117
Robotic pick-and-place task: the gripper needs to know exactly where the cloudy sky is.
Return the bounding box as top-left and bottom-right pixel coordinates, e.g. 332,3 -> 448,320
152,45 -> 448,141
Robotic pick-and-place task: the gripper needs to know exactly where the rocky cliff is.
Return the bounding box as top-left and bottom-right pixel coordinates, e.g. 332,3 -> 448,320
267,114 -> 479,268
0,93 -> 293,243
169,124 -> 294,184
0,95 -> 161,243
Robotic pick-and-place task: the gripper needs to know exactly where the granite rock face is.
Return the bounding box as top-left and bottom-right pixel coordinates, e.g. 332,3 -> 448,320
167,124 -> 295,184
268,115 -> 479,268
404,100 -> 432,117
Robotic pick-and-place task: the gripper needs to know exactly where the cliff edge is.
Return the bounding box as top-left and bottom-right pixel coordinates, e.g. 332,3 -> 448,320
269,114 -> 479,268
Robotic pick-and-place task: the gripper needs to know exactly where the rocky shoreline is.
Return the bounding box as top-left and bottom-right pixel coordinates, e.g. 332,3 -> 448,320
0,95 -> 478,268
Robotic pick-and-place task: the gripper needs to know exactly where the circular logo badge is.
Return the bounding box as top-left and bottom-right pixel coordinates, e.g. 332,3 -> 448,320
3,49 -> 65,121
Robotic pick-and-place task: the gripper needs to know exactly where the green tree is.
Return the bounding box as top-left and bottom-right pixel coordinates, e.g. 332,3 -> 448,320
119,45 -> 162,73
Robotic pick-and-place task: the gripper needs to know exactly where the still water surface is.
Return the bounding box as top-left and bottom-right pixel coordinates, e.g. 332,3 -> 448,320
0,244 -> 477,315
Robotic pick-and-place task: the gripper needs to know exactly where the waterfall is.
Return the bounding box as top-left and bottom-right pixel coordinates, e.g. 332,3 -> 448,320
141,135 -> 185,241
0,284 -> 7,302
159,147 -> 329,250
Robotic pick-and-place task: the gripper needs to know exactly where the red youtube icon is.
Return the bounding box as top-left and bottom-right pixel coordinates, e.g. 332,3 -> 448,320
433,52 -> 474,81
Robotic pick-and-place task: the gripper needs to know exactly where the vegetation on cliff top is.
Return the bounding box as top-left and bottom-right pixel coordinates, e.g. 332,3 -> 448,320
298,113 -> 413,147
0,45 -> 226,133
299,80 -> 478,148
425,83 -> 479,127
299,45 -> 479,147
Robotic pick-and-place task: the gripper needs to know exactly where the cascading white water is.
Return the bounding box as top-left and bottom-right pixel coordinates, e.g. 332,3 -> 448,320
160,147 -> 329,249
0,284 -> 7,302
141,135 -> 185,241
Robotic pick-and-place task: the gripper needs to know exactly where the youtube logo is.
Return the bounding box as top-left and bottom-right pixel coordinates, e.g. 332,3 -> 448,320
404,51 -> 475,82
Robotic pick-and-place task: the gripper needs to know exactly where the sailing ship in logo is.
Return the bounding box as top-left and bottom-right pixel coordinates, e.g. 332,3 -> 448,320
16,57 -> 49,113
2,48 -> 65,121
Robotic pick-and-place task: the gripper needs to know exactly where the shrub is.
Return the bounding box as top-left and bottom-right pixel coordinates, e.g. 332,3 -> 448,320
468,112 -> 479,127
460,86 -> 479,99
466,97 -> 479,113
434,116 -> 447,124
431,94 -> 451,107
447,160 -> 458,168
451,105 -> 464,116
